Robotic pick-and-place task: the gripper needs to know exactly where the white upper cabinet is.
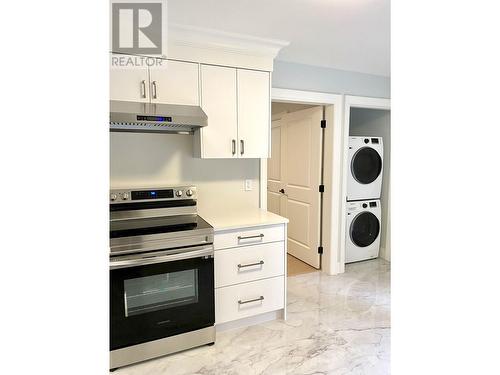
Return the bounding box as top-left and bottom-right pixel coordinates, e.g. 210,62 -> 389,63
110,54 -> 272,159
110,28 -> 286,158
199,65 -> 238,158
149,60 -> 200,106
110,56 -> 199,106
196,66 -> 270,159
237,69 -> 271,158
110,54 -> 149,102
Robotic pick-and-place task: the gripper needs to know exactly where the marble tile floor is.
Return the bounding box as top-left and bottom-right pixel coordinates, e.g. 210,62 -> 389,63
115,259 -> 391,375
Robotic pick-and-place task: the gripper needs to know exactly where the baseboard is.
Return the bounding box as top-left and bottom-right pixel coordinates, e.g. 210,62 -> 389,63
216,309 -> 284,332
379,246 -> 391,262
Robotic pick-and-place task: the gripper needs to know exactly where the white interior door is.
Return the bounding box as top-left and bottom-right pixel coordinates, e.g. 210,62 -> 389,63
268,106 -> 323,269
267,115 -> 285,215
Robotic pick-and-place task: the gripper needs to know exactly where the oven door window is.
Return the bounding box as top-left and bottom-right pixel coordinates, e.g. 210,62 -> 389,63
124,269 -> 198,317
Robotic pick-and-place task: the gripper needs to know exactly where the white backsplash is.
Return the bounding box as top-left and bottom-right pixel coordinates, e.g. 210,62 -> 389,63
110,132 -> 260,214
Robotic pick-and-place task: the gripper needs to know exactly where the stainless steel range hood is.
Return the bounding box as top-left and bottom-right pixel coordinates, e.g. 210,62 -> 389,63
110,100 -> 207,134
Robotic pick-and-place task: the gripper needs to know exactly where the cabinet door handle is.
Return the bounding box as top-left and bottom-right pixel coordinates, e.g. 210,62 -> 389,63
279,188 -> 285,194
152,81 -> 158,99
240,139 -> 245,155
238,296 -> 264,305
140,80 -> 146,98
237,233 -> 264,241
232,139 -> 236,155
237,260 -> 264,269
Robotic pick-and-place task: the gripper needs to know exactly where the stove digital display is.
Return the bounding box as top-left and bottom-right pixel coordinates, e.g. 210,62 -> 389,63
131,189 -> 174,200
137,115 -> 172,122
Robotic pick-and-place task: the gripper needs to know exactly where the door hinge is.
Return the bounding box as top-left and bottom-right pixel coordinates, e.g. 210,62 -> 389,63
318,246 -> 323,254
319,184 -> 325,193
320,120 -> 327,128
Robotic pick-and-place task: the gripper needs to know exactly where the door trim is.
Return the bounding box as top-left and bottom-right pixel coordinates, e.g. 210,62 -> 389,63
343,95 -> 391,265
262,88 -> 343,275
262,90 -> 391,275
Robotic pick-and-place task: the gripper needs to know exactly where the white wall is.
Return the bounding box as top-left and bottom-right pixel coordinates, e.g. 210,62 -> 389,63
349,108 -> 391,261
273,60 -> 390,98
110,133 -> 260,215
271,102 -> 314,115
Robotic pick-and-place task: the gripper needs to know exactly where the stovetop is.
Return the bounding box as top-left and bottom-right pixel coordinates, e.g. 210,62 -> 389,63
109,186 -> 214,256
110,215 -> 212,239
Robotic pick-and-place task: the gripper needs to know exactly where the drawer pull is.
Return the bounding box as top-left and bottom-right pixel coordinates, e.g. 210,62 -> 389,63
237,260 -> 264,269
238,296 -> 264,305
237,233 -> 264,241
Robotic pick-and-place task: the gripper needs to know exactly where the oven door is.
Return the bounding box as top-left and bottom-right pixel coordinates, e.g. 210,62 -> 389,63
110,245 -> 214,351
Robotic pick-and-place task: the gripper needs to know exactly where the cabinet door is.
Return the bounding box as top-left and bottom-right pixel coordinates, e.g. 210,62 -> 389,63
237,69 -> 271,158
149,60 -> 199,106
110,54 -> 149,102
199,65 -> 238,158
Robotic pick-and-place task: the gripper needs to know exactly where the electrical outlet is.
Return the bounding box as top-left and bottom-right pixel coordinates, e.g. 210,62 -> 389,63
245,179 -> 253,191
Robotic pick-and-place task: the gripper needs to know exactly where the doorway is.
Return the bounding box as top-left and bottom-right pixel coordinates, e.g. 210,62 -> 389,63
268,102 -> 323,272
348,107 -> 391,261
262,89 -> 343,276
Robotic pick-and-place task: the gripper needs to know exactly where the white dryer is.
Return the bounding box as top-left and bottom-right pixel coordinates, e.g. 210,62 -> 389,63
346,199 -> 381,263
347,136 -> 383,201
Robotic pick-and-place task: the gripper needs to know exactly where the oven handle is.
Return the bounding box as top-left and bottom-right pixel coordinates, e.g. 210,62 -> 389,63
110,246 -> 214,270
111,236 -> 212,256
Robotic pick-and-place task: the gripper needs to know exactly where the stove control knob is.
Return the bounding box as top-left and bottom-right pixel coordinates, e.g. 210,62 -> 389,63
110,193 -> 117,201
175,190 -> 183,197
122,193 -> 129,200
186,189 -> 193,197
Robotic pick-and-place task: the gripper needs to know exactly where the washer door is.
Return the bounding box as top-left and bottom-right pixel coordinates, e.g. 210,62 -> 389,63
350,212 -> 380,247
351,147 -> 382,184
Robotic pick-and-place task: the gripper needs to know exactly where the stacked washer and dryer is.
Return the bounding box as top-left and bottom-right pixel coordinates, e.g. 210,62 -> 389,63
346,136 -> 384,263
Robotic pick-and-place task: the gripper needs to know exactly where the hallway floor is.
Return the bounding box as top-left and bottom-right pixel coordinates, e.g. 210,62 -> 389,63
287,254 -> 318,276
115,259 -> 391,375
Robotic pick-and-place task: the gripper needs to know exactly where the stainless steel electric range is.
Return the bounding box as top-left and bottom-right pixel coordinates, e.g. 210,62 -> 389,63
109,186 -> 215,370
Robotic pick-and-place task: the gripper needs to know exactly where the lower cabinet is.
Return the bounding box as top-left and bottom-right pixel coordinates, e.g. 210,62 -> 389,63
215,241 -> 284,287
216,276 -> 284,324
214,223 -> 286,326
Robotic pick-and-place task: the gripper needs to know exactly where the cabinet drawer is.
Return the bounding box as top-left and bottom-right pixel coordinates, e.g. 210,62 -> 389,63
215,276 -> 284,324
214,224 -> 284,250
215,242 -> 284,288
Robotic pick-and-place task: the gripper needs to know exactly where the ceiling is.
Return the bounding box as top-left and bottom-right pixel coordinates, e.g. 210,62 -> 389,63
168,0 -> 390,77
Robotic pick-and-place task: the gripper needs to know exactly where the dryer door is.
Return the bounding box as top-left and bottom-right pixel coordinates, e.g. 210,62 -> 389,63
350,212 -> 380,247
351,147 -> 382,184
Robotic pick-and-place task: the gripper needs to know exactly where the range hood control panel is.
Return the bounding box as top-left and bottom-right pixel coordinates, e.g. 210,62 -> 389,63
136,115 -> 172,122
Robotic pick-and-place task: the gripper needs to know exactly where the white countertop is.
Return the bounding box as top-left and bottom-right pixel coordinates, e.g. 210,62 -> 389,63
200,208 -> 288,232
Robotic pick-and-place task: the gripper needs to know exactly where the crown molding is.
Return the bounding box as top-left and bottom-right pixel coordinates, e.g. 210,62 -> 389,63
168,24 -> 290,59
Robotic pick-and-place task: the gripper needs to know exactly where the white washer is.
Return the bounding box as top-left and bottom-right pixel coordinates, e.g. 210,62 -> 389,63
346,199 -> 381,263
347,136 -> 383,201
